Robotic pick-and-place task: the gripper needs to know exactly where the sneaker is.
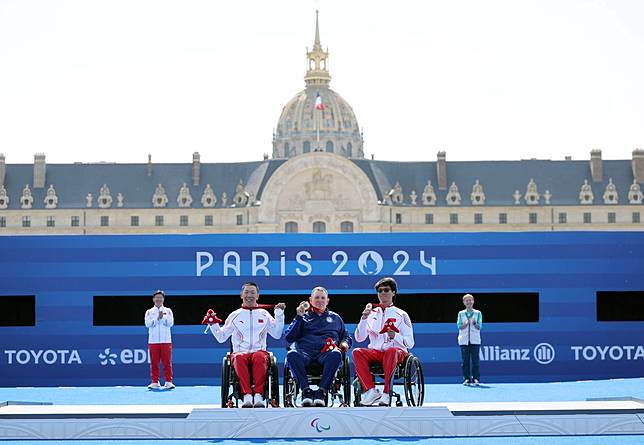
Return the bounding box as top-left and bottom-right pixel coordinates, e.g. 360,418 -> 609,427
463,379 -> 470,386
472,379 -> 480,386
164,381 -> 175,389
359,388 -> 382,406
147,382 -> 160,389
253,393 -> 265,408
301,388 -> 314,407
241,394 -> 253,408
378,392 -> 391,406
313,389 -> 326,407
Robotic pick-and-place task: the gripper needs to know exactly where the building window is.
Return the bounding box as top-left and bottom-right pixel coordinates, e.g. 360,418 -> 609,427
155,215 -> 164,226
449,213 -> 458,224
425,214 -> 434,224
583,212 -> 592,224
313,221 -> 326,233
130,216 -> 139,227
395,213 -> 402,224
558,212 -> 567,224
0,216 -> 6,228
325,141 -> 334,153
303,141 -> 311,153
607,212 -> 616,224
285,221 -> 298,233
46,216 -> 55,227
180,215 -> 189,226
236,214 -> 243,225
283,142 -> 289,158
474,213 -> 483,224
346,142 -> 353,157
529,213 -> 537,224
633,212 -> 641,224
100,216 -> 109,227
340,221 -> 354,232
205,215 -> 213,226
22,216 -> 31,228
71,216 -> 80,227
498,213 -> 507,224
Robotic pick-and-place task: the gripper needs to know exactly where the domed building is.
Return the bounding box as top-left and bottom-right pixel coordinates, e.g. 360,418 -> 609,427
0,13 -> 642,235
272,11 -> 364,159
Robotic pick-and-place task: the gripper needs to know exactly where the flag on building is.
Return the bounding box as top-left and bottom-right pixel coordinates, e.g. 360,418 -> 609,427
315,92 -> 325,111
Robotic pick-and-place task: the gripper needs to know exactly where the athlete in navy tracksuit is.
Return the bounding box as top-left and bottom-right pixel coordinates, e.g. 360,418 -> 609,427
284,286 -> 352,407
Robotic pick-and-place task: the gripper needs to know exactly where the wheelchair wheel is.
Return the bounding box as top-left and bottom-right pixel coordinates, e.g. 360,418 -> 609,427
282,362 -> 299,407
352,375 -> 362,407
221,354 -> 231,408
341,355 -> 351,407
268,354 -> 280,407
403,355 -> 424,407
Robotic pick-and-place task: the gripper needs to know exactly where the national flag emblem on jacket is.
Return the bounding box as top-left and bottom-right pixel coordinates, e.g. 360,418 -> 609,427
314,92 -> 325,111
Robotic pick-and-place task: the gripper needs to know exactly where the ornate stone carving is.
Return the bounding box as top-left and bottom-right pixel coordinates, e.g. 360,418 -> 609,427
543,190 -> 552,205
410,190 -> 417,205
98,184 -> 112,208
152,184 -> 168,208
232,180 -> 250,207
221,191 -> 228,207
86,193 -> 93,208
524,179 -> 540,205
388,182 -> 404,204
421,180 -> 436,206
513,190 -> 522,205
0,184 -> 8,209
446,182 -> 461,205
470,179 -> 485,205
628,180 -> 643,204
44,185 -> 58,209
579,179 -> 593,204
177,183 -> 193,208
602,178 -> 618,204
305,170 -> 333,200
21,184 -> 33,209
201,184 -> 217,208
117,193 -> 124,208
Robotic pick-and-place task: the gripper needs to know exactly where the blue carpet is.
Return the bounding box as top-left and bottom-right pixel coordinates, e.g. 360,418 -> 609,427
1,378 -> 643,405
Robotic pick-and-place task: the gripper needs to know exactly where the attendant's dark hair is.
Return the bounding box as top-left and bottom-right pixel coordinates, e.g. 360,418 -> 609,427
152,289 -> 165,298
374,277 -> 397,294
241,282 -> 260,292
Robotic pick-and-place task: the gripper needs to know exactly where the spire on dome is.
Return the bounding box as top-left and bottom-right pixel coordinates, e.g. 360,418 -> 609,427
304,10 -> 331,87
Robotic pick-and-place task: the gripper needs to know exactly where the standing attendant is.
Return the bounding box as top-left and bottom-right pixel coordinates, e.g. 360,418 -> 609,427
145,290 -> 175,389
458,293 -> 483,386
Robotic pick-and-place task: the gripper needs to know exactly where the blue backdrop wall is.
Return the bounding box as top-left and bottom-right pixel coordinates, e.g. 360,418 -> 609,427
1,232 -> 643,386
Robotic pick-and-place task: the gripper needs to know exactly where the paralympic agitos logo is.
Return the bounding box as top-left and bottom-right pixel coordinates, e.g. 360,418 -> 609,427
310,417 -> 331,433
196,249 -> 437,277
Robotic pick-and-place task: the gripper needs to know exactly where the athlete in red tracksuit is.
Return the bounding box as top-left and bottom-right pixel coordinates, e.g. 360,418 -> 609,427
209,282 -> 285,408
145,290 -> 175,389
353,277 -> 415,406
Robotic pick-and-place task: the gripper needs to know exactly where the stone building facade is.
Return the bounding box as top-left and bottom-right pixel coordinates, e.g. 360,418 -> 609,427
1,14 -> 643,235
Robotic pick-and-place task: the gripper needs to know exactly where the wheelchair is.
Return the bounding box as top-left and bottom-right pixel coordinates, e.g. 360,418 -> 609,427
282,351 -> 351,407
353,352 -> 424,407
221,351 -> 280,408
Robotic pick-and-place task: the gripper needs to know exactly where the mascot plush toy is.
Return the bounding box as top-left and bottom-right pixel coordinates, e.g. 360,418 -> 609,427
201,309 -> 222,333
379,318 -> 400,334
321,337 -> 338,353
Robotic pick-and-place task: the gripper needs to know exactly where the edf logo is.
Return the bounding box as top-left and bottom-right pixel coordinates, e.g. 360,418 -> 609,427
533,343 -> 555,365
99,348 -> 149,366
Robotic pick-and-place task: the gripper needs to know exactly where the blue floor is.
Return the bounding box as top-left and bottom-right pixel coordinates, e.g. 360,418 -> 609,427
1,378 -> 643,405
1,379 -> 643,445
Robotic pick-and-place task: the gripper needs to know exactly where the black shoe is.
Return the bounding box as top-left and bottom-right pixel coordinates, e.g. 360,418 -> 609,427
302,388 -> 314,407
313,389 -> 327,407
